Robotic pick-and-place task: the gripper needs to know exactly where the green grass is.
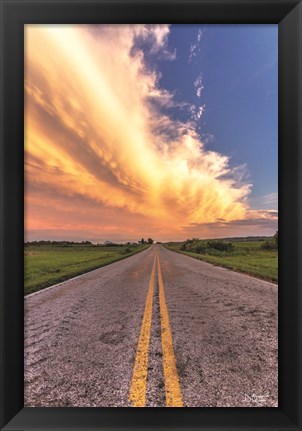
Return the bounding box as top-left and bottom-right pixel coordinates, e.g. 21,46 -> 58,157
24,244 -> 149,295
164,241 -> 278,283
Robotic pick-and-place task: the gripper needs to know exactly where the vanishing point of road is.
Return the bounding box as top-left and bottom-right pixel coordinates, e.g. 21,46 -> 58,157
24,245 -> 278,407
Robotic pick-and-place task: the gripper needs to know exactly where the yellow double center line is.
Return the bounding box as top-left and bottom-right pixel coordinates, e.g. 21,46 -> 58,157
129,250 -> 183,407
128,252 -> 156,407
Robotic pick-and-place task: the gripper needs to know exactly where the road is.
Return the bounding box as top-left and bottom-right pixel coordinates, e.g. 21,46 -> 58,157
24,245 -> 278,407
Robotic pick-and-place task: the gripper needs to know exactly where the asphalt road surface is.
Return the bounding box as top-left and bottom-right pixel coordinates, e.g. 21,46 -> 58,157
24,245 -> 278,407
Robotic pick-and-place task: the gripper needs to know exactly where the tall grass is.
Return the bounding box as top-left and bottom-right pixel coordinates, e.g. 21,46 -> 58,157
165,241 -> 278,283
25,244 -> 149,295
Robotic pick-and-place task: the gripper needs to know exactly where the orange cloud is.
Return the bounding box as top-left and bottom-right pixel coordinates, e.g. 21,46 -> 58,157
25,25 -> 253,242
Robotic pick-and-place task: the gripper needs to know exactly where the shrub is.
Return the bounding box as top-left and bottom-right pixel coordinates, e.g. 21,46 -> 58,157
193,242 -> 207,254
261,241 -> 277,250
206,240 -> 234,252
180,239 -> 204,254
180,238 -> 234,254
273,231 -> 278,247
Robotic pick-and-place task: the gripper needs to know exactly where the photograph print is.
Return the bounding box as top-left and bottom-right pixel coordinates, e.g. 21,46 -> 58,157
24,24 -> 278,407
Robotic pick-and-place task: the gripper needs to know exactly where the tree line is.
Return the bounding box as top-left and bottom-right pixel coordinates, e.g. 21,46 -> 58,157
139,238 -> 154,244
24,239 -> 155,246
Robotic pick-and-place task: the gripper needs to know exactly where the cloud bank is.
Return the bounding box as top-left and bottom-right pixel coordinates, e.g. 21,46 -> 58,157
25,25 -> 263,242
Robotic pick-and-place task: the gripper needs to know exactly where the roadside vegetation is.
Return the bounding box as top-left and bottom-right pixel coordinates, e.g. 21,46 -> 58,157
164,232 -> 278,283
24,242 -> 150,295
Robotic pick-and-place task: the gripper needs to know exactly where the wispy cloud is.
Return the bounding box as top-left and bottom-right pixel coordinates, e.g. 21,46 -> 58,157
194,73 -> 204,97
182,210 -> 278,239
189,29 -> 203,62
249,192 -> 278,210
131,24 -> 176,60
25,25 -> 252,241
189,104 -> 206,122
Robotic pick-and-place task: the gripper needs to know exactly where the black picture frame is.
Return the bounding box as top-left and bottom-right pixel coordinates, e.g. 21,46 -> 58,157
1,0 -> 301,430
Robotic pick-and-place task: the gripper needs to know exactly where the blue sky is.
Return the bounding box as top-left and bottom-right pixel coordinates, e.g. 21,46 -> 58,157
150,24 -> 278,211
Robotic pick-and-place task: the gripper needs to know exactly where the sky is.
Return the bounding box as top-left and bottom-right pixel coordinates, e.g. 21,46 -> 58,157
24,24 -> 278,243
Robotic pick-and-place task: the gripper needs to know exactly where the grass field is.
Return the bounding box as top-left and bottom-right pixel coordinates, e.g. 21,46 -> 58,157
25,244 -> 149,295
164,241 -> 278,283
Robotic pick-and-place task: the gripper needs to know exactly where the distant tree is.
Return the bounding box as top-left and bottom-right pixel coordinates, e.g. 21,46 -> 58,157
147,238 -> 154,244
261,241 -> 273,250
141,238 -> 145,244
261,231 -> 278,250
273,231 -> 278,246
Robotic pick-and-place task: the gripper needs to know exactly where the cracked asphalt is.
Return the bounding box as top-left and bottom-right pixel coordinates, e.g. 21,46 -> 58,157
24,244 -> 278,407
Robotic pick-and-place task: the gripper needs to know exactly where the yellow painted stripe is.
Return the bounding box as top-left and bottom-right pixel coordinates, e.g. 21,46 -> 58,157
129,252 -> 156,407
157,254 -> 183,407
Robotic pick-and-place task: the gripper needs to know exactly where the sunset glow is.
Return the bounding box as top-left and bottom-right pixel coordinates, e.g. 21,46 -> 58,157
25,25 -> 277,242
